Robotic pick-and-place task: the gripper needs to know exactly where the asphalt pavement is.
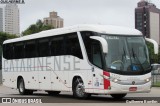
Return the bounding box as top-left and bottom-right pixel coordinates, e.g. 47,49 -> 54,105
0,85 -> 159,105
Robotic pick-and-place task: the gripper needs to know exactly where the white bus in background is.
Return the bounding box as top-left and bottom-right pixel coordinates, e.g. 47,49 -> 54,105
2,24 -> 159,99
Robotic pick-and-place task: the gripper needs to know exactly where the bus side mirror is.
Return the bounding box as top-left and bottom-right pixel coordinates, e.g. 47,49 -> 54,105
145,38 -> 159,54
90,36 -> 108,54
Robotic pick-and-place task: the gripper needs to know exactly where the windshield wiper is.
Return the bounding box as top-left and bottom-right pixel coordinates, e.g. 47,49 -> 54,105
122,47 -> 126,61
131,48 -> 144,71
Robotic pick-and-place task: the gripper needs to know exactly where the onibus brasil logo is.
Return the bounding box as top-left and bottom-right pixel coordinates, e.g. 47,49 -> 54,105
0,0 -> 25,4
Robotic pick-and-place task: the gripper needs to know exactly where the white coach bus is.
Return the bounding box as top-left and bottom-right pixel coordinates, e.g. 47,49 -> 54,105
2,24 -> 159,99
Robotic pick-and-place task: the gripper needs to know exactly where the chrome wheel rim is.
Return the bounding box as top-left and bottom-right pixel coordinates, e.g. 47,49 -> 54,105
19,81 -> 24,92
76,83 -> 85,97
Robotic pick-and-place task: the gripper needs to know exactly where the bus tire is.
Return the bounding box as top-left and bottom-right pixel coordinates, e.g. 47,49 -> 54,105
18,78 -> 33,95
73,78 -> 91,99
27,90 -> 33,95
47,91 -> 61,95
110,94 -> 127,99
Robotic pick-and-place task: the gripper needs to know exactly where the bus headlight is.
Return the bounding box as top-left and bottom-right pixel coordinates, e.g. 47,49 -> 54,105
145,78 -> 151,82
100,74 -> 120,83
113,78 -> 118,83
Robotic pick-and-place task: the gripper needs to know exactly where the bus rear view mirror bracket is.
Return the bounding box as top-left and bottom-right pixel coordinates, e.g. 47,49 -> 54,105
90,36 -> 108,54
145,37 -> 159,54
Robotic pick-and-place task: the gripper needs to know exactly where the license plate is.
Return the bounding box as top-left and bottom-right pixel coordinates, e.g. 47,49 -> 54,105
129,87 -> 137,91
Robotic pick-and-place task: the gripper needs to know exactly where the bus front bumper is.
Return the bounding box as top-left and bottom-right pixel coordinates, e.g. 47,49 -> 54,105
105,81 -> 151,94
90,81 -> 151,94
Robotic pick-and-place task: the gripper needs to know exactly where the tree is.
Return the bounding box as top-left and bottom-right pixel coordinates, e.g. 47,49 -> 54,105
22,19 -> 53,36
0,32 -> 17,46
146,41 -> 159,63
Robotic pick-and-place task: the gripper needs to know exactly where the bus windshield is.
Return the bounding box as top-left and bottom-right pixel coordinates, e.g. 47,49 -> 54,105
102,35 -> 150,75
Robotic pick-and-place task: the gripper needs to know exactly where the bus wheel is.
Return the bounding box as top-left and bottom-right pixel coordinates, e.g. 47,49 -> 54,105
73,78 -> 91,99
47,91 -> 61,95
110,94 -> 127,99
27,90 -> 33,95
18,78 -> 33,95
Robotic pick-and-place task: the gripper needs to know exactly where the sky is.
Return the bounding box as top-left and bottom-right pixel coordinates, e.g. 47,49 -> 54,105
1,0 -> 160,33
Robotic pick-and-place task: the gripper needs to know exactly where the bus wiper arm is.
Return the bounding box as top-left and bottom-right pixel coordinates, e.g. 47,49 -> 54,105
122,47 -> 126,61
131,48 -> 144,71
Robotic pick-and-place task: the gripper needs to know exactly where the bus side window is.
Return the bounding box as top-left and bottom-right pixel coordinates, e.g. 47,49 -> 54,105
66,33 -> 83,59
3,44 -> 7,59
25,40 -> 37,58
92,41 -> 103,68
81,31 -> 103,69
81,32 -> 92,61
14,42 -> 25,59
51,36 -> 64,56
3,44 -> 14,59
38,39 -> 49,57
